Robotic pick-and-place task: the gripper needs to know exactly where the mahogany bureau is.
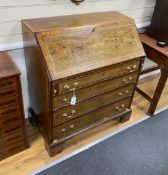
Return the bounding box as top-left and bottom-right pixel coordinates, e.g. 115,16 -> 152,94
0,52 -> 29,161
22,11 -> 145,156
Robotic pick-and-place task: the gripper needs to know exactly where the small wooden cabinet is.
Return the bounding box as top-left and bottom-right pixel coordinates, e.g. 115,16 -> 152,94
22,11 -> 145,156
0,52 -> 29,161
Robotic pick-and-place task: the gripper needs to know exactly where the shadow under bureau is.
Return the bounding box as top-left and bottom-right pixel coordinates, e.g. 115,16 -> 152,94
22,11 -> 145,156
0,52 -> 29,161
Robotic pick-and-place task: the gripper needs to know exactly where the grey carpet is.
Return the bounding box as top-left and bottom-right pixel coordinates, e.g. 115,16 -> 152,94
36,109 -> 168,175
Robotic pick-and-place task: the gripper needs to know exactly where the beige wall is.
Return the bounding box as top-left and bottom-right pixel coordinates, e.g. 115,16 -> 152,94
0,0 -> 157,118
0,0 -> 156,46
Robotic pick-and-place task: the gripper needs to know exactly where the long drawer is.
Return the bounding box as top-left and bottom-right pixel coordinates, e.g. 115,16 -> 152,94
53,84 -> 134,126
53,97 -> 131,140
58,59 -> 140,94
0,130 -> 24,149
53,72 -> 138,109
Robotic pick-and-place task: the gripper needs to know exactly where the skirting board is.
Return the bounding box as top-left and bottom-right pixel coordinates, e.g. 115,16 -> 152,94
0,22 -> 151,51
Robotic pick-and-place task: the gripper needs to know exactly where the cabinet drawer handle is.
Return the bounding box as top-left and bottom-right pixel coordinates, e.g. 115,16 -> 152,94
115,104 -> 125,111
118,92 -> 123,96
61,128 -> 66,132
62,110 -> 76,119
63,98 -> 68,102
64,85 -> 70,90
73,82 -> 79,87
61,124 -> 75,132
126,65 -> 137,72
62,113 -> 68,117
63,82 -> 79,91
118,90 -> 129,96
70,124 -> 74,129
122,79 -> 128,84
122,77 -> 133,84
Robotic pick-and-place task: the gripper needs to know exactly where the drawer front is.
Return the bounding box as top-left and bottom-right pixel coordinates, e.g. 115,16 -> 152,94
0,121 -> 23,138
53,84 -> 135,125
0,87 -> 18,100
0,96 -> 20,110
0,105 -> 21,119
53,72 -> 138,109
53,97 -> 131,140
0,105 -> 22,128
0,141 -> 25,161
0,130 -> 24,149
0,78 -> 17,91
58,59 -> 140,94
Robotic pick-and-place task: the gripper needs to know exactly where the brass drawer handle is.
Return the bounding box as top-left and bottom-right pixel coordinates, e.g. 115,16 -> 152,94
118,90 -> 129,96
61,128 -> 66,132
70,124 -> 74,129
61,124 -> 75,133
126,65 -> 137,72
63,82 -> 79,91
122,77 -> 133,84
64,85 -> 70,90
62,113 -> 68,117
63,98 -> 68,102
62,110 -> 76,119
73,82 -> 79,87
115,104 -> 125,111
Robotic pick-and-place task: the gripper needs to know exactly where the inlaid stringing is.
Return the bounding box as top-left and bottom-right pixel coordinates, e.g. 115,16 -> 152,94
37,25 -> 142,79
22,11 -> 145,156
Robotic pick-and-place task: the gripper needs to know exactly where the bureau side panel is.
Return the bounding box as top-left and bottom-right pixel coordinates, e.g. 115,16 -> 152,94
22,23 -> 51,140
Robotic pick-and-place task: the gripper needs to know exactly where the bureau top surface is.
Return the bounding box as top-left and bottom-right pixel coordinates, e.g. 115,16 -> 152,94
0,52 -> 20,79
24,11 -> 145,80
23,11 -> 131,32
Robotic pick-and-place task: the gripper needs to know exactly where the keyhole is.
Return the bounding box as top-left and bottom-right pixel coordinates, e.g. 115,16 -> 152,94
92,28 -> 96,33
